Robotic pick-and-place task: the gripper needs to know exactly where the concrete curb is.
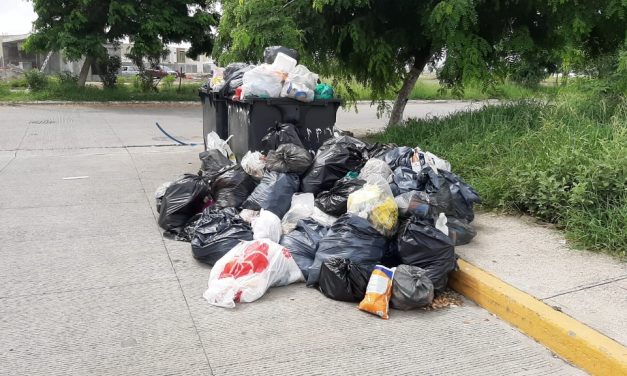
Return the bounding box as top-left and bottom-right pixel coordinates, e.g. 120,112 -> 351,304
450,259 -> 627,375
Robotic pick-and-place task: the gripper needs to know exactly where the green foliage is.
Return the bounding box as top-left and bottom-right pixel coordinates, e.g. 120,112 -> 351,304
372,84 -> 627,257
26,0 -> 218,73
57,71 -> 79,87
162,74 -> 176,90
24,70 -> 49,91
99,55 -> 122,88
216,0 -> 627,118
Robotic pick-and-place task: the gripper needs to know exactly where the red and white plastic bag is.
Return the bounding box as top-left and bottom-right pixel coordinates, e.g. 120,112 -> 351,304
203,240 -> 304,308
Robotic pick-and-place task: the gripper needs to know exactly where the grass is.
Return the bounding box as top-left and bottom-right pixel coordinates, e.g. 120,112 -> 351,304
0,73 -> 553,102
343,76 -> 557,101
371,80 -> 627,258
0,77 -> 201,102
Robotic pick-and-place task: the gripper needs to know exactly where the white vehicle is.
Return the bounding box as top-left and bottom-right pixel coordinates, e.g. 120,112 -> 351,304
119,65 -> 140,76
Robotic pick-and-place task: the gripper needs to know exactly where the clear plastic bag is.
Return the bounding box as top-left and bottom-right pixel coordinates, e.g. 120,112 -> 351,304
281,193 -> 315,234
252,209 -> 282,243
203,240 -> 304,308
280,65 -> 318,102
209,67 -> 225,90
241,151 -> 266,179
413,147 -> 451,173
358,158 -> 393,182
206,131 -> 235,162
347,176 -> 398,237
242,64 -> 285,98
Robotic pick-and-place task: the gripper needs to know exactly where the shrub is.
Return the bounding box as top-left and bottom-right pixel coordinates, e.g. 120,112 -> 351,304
57,71 -> 79,87
99,55 -> 122,88
24,69 -> 49,91
162,74 -> 176,90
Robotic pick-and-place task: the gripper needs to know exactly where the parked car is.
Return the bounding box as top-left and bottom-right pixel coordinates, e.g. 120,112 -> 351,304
119,65 -> 140,76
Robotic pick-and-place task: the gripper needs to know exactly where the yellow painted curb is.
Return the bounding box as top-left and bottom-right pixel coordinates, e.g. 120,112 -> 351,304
449,259 -> 627,376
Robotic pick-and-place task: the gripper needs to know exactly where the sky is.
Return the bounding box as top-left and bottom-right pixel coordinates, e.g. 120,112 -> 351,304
0,0 -> 36,35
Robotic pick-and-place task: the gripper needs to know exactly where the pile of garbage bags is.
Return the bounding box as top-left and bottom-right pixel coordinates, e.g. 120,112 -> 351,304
156,130 -> 481,318
208,46 -> 334,102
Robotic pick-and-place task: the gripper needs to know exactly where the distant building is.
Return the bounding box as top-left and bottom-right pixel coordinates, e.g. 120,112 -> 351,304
1,33 -> 213,79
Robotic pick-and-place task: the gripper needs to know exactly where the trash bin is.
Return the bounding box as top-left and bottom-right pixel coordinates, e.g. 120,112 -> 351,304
199,88 -> 228,150
226,98 -> 342,160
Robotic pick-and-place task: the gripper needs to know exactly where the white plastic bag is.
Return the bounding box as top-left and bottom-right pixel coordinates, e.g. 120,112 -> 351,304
206,131 -> 236,162
241,151 -> 266,179
358,158 -> 393,181
239,209 -> 260,224
311,207 -> 338,227
242,64 -> 285,98
435,213 -> 449,235
203,239 -> 304,308
271,52 -> 297,73
412,147 -> 451,173
280,65 -> 318,102
281,193 -> 315,234
252,209 -> 282,243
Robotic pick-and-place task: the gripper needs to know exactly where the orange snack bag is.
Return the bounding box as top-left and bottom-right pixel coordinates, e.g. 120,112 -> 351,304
358,265 -> 395,319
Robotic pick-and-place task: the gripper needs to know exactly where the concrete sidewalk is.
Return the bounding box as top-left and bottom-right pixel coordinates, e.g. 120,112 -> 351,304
0,103 -> 591,375
456,214 -> 627,346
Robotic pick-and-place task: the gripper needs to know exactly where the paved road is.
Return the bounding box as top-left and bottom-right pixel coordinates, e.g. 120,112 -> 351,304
337,100 -> 496,136
0,104 -> 583,375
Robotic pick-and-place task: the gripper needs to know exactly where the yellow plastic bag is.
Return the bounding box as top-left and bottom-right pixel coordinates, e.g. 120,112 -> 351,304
358,265 -> 395,319
370,197 -> 398,236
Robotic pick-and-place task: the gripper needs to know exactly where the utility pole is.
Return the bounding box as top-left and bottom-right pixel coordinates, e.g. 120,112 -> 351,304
0,35 -> 5,79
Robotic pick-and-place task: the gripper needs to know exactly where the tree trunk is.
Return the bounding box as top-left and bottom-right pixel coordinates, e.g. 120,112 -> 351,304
388,54 -> 431,127
78,56 -> 94,87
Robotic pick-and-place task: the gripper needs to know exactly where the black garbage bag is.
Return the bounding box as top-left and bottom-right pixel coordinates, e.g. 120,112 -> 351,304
279,218 -> 328,279
162,212 -> 201,242
318,258 -> 372,302
397,216 -> 456,293
259,123 -> 304,154
440,170 -> 482,222
212,165 -> 258,209
308,214 -> 388,286
265,143 -> 313,174
314,177 -> 366,216
390,265 -> 435,310
380,241 -> 402,268
377,146 -> 414,170
447,217 -> 477,245
158,174 -> 211,234
264,46 -> 299,64
199,150 -> 233,181
389,167 -> 420,196
219,63 -> 254,96
301,136 -> 367,195
191,207 -> 253,265
415,167 -> 481,222
242,171 -> 300,218
365,142 -> 397,159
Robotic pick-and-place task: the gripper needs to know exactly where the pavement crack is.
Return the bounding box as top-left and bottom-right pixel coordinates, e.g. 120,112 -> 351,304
541,274 -> 627,300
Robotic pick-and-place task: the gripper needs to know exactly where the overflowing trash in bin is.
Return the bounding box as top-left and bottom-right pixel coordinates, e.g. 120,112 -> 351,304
157,46 -> 480,318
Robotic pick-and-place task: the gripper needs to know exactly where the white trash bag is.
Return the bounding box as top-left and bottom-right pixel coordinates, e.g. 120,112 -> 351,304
281,193 -> 315,234
412,147 -> 451,173
358,158 -> 393,181
280,65 -> 318,102
252,209 -> 282,243
242,64 -> 285,99
203,239 -> 304,308
241,151 -> 266,179
206,131 -> 236,162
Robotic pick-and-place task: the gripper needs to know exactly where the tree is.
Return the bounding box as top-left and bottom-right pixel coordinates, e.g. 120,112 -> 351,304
215,0 -> 627,126
26,0 -> 218,87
